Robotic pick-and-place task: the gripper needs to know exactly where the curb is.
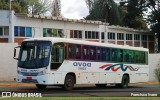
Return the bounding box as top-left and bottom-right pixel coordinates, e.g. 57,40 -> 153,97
0,82 -> 159,87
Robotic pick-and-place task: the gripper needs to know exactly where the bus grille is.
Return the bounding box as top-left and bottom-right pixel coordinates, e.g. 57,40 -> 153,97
21,72 -> 39,76
22,79 -> 38,83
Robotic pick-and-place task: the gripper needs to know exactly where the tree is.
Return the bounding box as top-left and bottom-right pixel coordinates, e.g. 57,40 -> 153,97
0,0 -> 26,13
120,0 -> 148,29
0,0 -> 51,15
51,0 -> 61,17
85,0 -> 124,25
147,0 -> 160,51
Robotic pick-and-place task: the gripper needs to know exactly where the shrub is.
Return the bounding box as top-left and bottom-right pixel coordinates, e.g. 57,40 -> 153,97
155,66 -> 160,82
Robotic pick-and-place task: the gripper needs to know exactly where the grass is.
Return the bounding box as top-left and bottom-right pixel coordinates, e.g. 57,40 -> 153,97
0,97 -> 159,100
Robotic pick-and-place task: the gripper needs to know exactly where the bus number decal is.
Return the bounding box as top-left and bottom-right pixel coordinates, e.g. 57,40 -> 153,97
73,62 -> 91,70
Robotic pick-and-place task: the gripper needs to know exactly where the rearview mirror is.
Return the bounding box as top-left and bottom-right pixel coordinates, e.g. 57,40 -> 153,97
13,46 -> 20,60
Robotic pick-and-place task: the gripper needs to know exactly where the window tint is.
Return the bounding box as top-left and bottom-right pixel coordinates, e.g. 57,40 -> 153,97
97,48 -> 101,60
20,27 -> 25,36
134,34 -> 140,40
14,26 -> 32,37
101,32 -> 104,39
68,44 -> 81,59
0,27 -> 3,36
14,26 -> 19,36
26,27 -> 32,37
83,46 -> 90,60
126,34 -> 132,40
43,28 -> 47,37
90,47 -> 96,60
135,51 -> 141,63
101,48 -> 110,61
51,43 -> 64,63
111,49 -> 123,62
124,50 -> 134,63
4,27 -> 9,36
108,32 -> 115,39
117,33 -> 124,40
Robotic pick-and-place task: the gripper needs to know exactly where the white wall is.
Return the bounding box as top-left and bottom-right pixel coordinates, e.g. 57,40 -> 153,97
149,54 -> 160,82
0,10 -> 9,26
0,43 -> 18,81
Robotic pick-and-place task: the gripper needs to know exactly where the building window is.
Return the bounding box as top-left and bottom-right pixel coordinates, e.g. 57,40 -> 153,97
85,31 -> 99,39
0,27 -> 3,36
148,35 -> 154,41
142,35 -> 147,41
0,26 -> 9,36
68,44 -> 81,59
14,26 -> 32,37
126,34 -> 132,40
14,26 -> 19,36
134,34 -> 140,40
101,32 -> 104,39
88,31 -> 91,39
4,27 -> 9,36
70,30 -> 82,39
43,28 -> 64,37
26,27 -> 32,37
20,27 -> 25,37
117,33 -> 124,40
43,28 -> 47,37
108,32 -> 115,40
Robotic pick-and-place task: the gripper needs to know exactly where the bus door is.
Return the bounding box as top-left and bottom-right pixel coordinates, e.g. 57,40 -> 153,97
51,43 -> 64,70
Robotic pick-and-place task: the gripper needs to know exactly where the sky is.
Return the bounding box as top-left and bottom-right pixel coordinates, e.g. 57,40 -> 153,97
61,0 -> 89,19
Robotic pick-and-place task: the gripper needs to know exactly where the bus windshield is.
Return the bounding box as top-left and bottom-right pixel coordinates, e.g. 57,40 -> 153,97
18,41 -> 52,69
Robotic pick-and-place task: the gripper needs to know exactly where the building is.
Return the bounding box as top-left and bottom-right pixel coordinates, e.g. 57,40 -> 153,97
0,10 -> 154,53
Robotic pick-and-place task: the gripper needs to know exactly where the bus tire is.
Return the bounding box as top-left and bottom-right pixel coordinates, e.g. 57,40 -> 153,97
63,75 -> 74,91
95,84 -> 107,88
36,84 -> 47,90
116,75 -> 129,88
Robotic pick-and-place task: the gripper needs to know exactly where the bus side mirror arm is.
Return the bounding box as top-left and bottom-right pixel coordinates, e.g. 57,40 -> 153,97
13,46 -> 20,60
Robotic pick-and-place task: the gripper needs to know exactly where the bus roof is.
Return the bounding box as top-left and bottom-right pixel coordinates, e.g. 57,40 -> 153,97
24,37 -> 149,52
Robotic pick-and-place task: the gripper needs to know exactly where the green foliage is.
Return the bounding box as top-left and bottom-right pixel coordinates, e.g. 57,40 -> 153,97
85,0 -> 124,25
146,0 -> 160,51
155,64 -> 160,82
0,0 -> 50,14
0,1 -> 26,13
120,0 -> 148,29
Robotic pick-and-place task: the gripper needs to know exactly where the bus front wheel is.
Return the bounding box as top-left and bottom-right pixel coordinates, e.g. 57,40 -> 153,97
63,75 -> 75,91
116,75 -> 129,88
36,84 -> 47,90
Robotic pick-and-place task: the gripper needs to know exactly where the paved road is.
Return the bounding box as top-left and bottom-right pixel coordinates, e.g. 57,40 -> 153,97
0,84 -> 160,97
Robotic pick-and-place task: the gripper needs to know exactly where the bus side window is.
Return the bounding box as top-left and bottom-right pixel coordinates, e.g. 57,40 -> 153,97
111,49 -> 122,62
83,46 -> 90,60
68,44 -> 76,59
120,49 -> 123,62
97,48 -> 101,61
101,48 -> 106,61
145,52 -> 148,64
51,43 -> 64,63
75,45 -> 81,59
90,47 -> 96,60
111,49 -> 117,62
106,48 -> 110,61
135,51 -> 140,63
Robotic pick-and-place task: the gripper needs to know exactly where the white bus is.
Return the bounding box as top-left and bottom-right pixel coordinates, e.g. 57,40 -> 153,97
14,37 -> 149,91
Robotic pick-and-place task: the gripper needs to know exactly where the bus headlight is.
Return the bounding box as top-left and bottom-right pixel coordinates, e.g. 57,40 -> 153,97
38,70 -> 46,76
18,70 -> 22,75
